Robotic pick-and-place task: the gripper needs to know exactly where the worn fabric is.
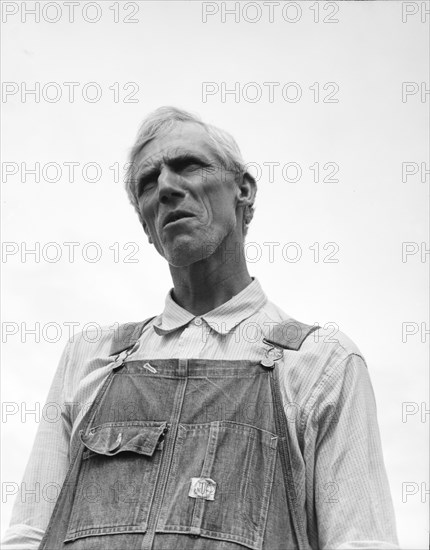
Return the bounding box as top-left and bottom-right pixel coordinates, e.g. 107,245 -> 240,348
39,354 -> 301,550
2,279 -> 398,549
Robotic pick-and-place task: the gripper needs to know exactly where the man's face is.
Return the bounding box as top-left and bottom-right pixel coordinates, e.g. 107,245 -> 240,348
133,122 -> 242,267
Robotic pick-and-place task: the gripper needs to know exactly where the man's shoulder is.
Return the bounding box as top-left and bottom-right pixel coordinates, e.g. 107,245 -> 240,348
63,325 -> 117,374
64,321 -> 147,373
304,323 -> 364,359
263,311 -> 367,409
68,324 -> 118,351
261,301 -> 367,401
61,320 -> 159,394
262,299 -> 364,360
68,319 -> 155,357
299,331 -> 366,404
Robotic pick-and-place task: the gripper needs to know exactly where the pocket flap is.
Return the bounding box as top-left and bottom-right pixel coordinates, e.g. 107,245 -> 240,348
81,422 -> 167,457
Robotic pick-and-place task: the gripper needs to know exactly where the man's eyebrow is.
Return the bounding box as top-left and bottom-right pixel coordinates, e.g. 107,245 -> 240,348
166,152 -> 212,166
163,147 -> 212,164
134,156 -> 161,177
136,162 -> 159,178
135,148 -> 212,176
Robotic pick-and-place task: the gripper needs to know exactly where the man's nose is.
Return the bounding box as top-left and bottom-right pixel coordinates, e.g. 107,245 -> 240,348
157,166 -> 185,204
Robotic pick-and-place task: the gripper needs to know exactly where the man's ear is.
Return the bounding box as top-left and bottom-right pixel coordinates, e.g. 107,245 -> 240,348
236,172 -> 257,209
142,222 -> 153,244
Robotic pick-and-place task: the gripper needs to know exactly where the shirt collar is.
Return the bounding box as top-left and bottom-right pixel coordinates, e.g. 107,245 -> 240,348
153,278 -> 267,336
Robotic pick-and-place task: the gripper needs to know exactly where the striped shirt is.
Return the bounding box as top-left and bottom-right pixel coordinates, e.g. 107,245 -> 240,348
2,278 -> 399,549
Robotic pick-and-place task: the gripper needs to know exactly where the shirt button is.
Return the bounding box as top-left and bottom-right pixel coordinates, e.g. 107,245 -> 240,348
194,317 -> 203,326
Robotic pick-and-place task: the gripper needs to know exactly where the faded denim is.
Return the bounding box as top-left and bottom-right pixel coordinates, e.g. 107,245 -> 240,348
39,320 -> 318,550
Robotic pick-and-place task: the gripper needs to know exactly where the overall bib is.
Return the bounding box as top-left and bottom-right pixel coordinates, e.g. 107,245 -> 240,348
39,319 -> 317,550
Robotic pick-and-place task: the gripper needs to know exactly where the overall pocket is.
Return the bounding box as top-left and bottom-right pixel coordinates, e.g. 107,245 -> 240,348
157,421 -> 278,550
65,421 -> 167,543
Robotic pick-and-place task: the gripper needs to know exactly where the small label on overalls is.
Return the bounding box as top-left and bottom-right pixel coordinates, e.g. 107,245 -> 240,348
188,477 -> 217,501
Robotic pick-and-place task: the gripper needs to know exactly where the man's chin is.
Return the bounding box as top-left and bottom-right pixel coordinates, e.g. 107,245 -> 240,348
162,241 -> 215,268
166,252 -> 205,268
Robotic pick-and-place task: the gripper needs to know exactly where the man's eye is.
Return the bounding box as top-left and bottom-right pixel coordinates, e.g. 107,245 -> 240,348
137,177 -> 156,197
176,159 -> 206,172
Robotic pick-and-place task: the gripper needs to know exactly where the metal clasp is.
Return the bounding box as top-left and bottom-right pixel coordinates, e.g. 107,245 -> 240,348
112,349 -> 130,370
260,340 -> 284,369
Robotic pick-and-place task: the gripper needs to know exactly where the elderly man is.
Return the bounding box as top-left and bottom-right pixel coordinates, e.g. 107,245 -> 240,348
4,107 -> 398,550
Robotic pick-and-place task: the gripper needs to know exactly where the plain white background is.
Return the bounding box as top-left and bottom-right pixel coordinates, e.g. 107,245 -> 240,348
1,1 -> 429,548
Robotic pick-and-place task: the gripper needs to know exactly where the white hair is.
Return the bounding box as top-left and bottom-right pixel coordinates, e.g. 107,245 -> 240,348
124,106 -> 256,234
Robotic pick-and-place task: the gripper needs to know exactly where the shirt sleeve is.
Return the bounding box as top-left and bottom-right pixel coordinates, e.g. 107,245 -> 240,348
303,353 -> 399,549
1,341 -> 73,550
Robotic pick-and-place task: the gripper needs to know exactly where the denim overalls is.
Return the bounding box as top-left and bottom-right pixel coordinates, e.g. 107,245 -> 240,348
39,318 -> 318,550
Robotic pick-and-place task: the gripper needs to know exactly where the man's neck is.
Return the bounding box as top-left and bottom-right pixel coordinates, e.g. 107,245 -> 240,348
169,242 -> 252,316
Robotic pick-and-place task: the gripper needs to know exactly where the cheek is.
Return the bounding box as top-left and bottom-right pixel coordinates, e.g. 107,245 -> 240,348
139,202 -> 157,230
209,191 -> 237,223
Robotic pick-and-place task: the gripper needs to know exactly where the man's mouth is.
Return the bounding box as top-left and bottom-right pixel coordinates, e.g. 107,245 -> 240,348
162,211 -> 195,228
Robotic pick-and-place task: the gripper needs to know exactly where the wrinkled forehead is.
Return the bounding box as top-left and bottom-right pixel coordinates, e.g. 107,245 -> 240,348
134,121 -> 219,170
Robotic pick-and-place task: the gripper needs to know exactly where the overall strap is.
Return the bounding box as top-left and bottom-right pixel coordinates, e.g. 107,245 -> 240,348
264,318 -> 319,550
109,317 -> 156,357
264,319 -> 319,351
